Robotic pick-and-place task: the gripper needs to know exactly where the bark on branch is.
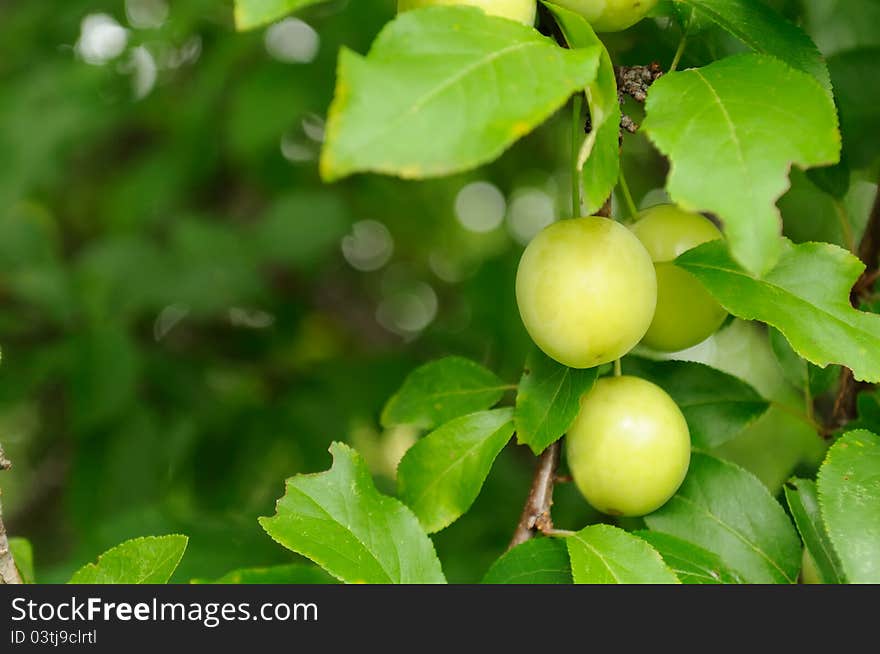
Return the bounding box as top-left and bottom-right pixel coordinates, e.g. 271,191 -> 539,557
508,441 -> 560,549
0,447 -> 23,584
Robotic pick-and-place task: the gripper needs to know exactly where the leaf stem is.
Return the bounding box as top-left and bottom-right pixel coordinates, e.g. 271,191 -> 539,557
571,93 -> 584,219
614,358 -> 622,377
668,30 -> 688,73
618,166 -> 638,219
542,528 -> 576,538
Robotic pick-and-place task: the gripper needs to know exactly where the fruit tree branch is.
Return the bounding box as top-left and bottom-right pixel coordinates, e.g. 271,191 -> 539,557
0,447 -> 23,584
508,441 -> 560,549
832,183 -> 880,428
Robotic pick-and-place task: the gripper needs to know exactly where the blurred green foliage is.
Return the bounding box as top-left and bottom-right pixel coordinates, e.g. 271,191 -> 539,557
0,0 -> 875,583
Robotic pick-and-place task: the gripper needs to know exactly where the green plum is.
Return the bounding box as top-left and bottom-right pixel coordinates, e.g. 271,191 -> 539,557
515,216 -> 656,368
549,0 -> 658,32
398,0 -> 537,25
630,204 -> 728,352
565,375 -> 691,516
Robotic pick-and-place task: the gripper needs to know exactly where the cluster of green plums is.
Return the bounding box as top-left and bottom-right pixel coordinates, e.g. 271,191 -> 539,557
398,0 -> 659,32
516,206 -> 727,517
399,0 -> 707,519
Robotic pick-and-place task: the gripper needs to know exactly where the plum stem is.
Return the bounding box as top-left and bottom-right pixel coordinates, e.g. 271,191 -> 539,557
618,166 -> 638,219
668,30 -> 688,74
571,93 -> 584,219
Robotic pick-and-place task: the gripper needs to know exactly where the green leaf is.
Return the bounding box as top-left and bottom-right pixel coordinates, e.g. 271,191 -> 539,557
643,54 -> 840,275
769,328 -> 838,396
381,356 -> 508,430
234,0 -> 327,31
320,7 -> 600,181
192,564 -> 337,584
671,0 -> 830,90
68,535 -> 188,584
567,524 -> 679,584
678,240 -> 880,383
783,478 -> 845,584
622,357 -> 768,449
636,531 -> 744,584
645,454 -> 801,583
515,348 -> 598,455
397,408 -> 515,533
482,538 -> 573,584
828,48 -> 880,170
545,3 -> 620,215
818,430 -> 880,583
259,442 -> 446,584
8,537 -> 34,584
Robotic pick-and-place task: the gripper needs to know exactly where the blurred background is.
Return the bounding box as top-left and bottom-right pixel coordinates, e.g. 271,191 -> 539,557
0,0 -> 877,582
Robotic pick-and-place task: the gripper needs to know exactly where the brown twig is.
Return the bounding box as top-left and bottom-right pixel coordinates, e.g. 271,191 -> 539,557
0,447 -> 23,584
831,185 -> 880,429
508,441 -> 560,549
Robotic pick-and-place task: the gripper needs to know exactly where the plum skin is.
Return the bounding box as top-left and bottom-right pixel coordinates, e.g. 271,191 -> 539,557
548,0 -> 659,32
565,375 -> 691,517
630,204 -> 728,352
515,216 -> 657,369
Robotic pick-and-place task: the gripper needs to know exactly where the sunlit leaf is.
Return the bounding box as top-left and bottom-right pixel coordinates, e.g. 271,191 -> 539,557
398,408 -> 514,533
321,7 -> 600,181
678,240 -> 880,383
567,524 -> 679,584
260,442 -> 446,584
382,356 -> 508,430
69,535 -> 188,584
643,54 -> 839,275
818,430 -> 880,583
234,0 -> 328,31
482,538 -> 572,584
